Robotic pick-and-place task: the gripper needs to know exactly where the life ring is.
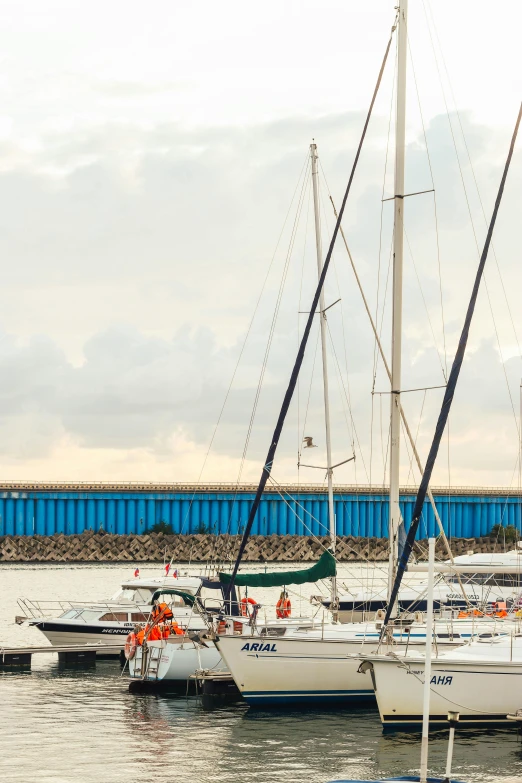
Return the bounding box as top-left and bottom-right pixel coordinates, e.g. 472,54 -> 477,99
276,597 -> 292,619
125,632 -> 137,660
240,597 -> 257,617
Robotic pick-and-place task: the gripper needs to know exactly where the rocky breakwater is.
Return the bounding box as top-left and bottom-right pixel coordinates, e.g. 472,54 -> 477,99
0,530 -> 505,563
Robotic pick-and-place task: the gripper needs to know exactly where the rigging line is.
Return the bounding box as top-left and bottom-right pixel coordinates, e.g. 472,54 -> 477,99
405,390 -> 427,487
425,0 -> 522,367
447,416 -> 452,542
297,177 -> 313,468
377,232 -> 395,365
182,148 -> 310,542
322,310 -> 355,453
382,398 -> 391,491
407,36 -> 447,377
325,320 -> 369,482
298,327 -> 321,463
218,160 -> 312,565
266,476 -> 331,546
316,169 -> 357,457
403,226 -> 447,381
230,158 -> 311,505
328,197 -> 460,577
347,36 -> 395,493
226,19 -> 398,594
267,474 -> 395,580
383,102 -> 522,631
374,38 -> 398,386
421,0 -> 519,440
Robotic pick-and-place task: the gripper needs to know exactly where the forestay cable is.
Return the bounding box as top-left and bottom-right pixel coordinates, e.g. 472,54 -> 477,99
226,19 -> 398,594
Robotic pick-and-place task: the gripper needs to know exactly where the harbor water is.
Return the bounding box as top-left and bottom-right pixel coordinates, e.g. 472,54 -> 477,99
1,563 -> 521,783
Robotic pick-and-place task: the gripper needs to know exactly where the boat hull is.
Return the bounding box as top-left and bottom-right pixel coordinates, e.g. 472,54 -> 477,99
214,620 -> 502,706
366,654 -> 522,729
30,615 -> 207,655
31,620 -> 132,654
129,638 -> 223,682
215,635 -> 378,705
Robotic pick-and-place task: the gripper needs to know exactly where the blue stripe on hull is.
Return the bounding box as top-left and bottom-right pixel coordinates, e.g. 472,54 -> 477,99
382,717 -> 514,732
243,689 -> 375,705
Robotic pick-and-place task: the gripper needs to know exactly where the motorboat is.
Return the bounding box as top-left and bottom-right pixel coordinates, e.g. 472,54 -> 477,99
320,548 -> 522,622
17,572 -> 209,653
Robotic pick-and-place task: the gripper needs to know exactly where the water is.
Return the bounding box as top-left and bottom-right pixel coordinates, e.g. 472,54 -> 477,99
1,563 -> 521,783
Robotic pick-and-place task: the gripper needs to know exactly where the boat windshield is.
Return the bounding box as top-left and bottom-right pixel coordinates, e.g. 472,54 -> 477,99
111,587 -> 155,603
59,609 -> 102,622
60,609 -> 81,620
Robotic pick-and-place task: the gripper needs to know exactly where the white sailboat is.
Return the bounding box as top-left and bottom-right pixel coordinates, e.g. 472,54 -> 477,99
213,0 -> 522,707
359,629 -> 522,730
327,539 -> 470,783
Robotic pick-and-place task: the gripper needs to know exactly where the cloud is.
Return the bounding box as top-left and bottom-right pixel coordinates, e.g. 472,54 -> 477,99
0,107 -> 519,485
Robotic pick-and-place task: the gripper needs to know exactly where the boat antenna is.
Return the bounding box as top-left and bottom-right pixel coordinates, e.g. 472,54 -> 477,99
225,19 -> 398,595
382,102 -> 522,631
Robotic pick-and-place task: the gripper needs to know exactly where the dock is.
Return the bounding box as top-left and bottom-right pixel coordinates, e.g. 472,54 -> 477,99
1,643 -> 123,667
190,669 -> 242,702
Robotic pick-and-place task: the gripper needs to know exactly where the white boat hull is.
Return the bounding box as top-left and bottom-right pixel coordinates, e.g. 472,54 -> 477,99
214,619 -> 515,706
33,622 -> 132,654
31,614 -> 207,655
129,638 -> 223,682
366,651 -> 522,728
215,634 -> 386,705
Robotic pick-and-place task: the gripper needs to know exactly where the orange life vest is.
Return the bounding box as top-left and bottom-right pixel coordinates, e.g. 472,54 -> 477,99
152,602 -> 173,622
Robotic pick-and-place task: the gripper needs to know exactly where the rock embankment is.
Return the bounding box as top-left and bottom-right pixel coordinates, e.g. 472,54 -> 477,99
0,530 -> 506,563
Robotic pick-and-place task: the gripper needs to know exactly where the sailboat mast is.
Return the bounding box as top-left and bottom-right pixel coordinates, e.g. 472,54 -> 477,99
388,0 -> 408,608
310,142 -> 337,606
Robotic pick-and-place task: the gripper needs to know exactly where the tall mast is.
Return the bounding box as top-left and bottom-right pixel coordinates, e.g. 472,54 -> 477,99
388,0 -> 408,608
310,142 -> 337,608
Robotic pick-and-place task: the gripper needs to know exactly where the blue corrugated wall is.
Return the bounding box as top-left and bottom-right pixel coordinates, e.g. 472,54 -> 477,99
0,488 -> 520,538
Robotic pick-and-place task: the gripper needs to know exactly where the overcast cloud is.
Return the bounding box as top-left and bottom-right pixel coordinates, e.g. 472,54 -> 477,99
0,0 -> 520,487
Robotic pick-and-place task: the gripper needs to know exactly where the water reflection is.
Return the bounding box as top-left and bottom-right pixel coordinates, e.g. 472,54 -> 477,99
2,565 -> 522,783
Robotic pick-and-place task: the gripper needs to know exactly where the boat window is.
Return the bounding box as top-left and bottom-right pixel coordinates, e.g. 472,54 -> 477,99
491,574 -> 522,587
112,587 -> 155,603
448,573 -> 521,586
436,633 -> 460,639
75,610 -> 105,622
259,627 -> 286,637
59,609 -> 80,620
131,612 -> 148,622
99,612 -> 130,622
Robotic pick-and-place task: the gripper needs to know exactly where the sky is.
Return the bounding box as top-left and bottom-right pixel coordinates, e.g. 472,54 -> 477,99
0,0 -> 521,488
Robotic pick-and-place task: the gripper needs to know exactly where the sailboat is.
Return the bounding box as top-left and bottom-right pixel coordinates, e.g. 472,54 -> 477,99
329,540 -> 469,783
212,0 -> 522,709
